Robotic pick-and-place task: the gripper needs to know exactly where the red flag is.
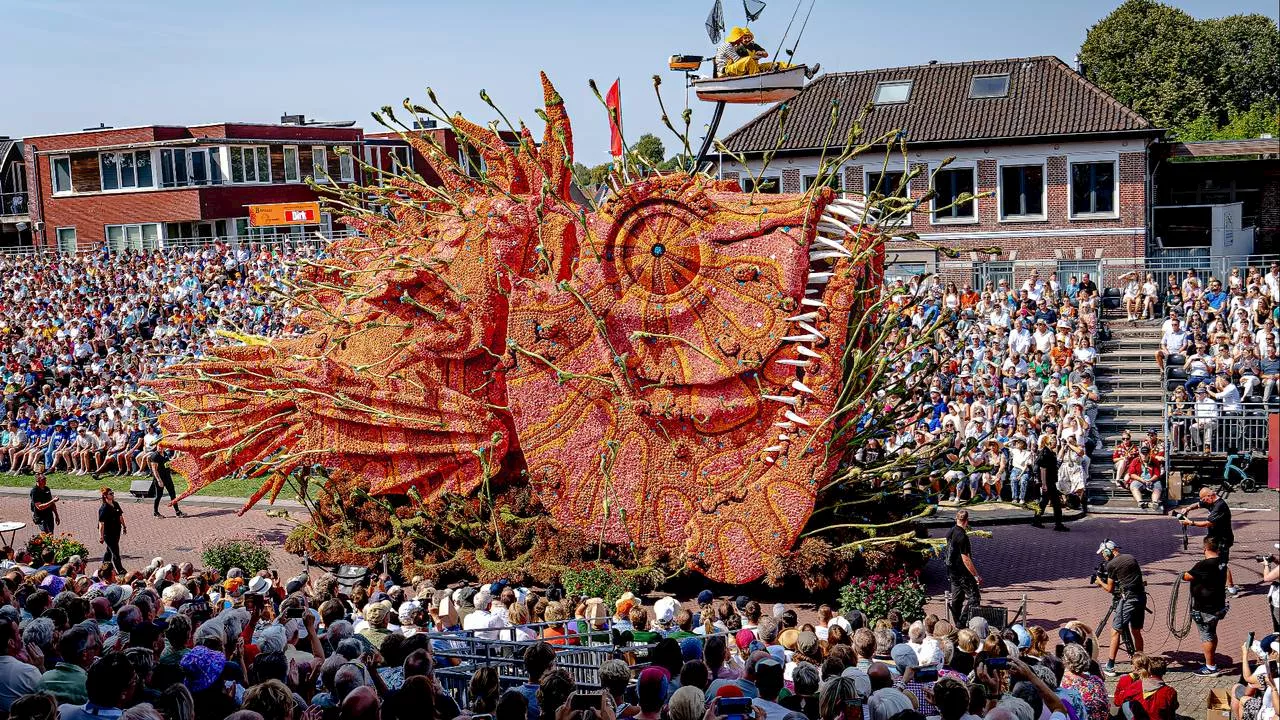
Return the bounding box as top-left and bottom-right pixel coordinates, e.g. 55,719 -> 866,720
606,79 -> 623,158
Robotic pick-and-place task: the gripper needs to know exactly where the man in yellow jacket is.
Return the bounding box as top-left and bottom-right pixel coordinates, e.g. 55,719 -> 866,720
714,27 -> 818,78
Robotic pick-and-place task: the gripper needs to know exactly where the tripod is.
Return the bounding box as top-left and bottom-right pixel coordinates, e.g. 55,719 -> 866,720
1096,591 -> 1137,657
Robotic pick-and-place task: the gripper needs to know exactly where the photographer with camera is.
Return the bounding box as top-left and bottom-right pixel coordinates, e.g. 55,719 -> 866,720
1093,540 -> 1146,677
1178,487 -> 1239,595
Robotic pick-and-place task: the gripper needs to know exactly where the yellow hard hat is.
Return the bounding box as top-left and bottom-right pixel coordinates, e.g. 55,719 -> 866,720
727,26 -> 752,44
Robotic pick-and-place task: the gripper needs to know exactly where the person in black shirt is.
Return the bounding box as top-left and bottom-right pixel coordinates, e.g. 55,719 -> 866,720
945,509 -> 981,624
1031,435 -> 1068,531
148,452 -> 187,519
1180,487 -> 1237,592
1077,274 -> 1099,297
1094,540 -> 1145,676
97,487 -> 128,573
29,470 -> 59,534
1183,535 -> 1229,676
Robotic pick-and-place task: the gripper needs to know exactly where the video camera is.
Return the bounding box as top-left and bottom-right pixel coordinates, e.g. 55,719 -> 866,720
1089,561 -> 1110,586
1170,510 -> 1188,521
1253,554 -> 1278,564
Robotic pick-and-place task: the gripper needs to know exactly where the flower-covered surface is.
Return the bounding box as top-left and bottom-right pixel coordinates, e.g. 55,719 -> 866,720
148,74 -> 882,584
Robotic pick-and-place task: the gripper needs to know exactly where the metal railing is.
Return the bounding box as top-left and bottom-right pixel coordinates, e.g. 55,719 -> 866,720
1163,400 -> 1272,457
0,229 -> 359,256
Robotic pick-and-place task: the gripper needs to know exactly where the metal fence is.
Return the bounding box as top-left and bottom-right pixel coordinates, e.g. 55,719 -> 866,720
0,229 -> 356,256
909,255 -> 1277,295
1163,400 -> 1272,457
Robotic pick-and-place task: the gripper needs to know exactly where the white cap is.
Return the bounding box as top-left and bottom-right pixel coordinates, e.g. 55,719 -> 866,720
654,596 -> 679,624
1095,540 -> 1117,556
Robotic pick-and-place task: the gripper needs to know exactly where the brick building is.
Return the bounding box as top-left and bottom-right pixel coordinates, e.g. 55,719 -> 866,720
718,56 -> 1165,284
362,121 -> 521,187
23,121 -> 364,252
0,137 -> 29,248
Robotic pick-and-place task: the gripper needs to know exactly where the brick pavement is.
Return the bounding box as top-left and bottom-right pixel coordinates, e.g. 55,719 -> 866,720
923,505 -> 1280,719
0,492 -> 305,578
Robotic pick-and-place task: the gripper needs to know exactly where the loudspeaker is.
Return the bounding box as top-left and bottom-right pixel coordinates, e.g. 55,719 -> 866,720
129,480 -> 155,499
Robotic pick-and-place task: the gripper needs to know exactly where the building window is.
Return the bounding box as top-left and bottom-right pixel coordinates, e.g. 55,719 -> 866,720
105,223 -> 161,252
970,74 -> 1010,98
339,147 -> 355,182
1070,161 -> 1116,217
99,150 -> 153,191
743,176 -> 780,193
973,260 -> 1014,289
56,227 -> 77,253
205,147 -> 224,184
803,173 -> 842,191
886,262 -> 927,283
932,167 -> 975,221
873,80 -> 912,104
312,146 -> 328,182
159,149 -> 188,188
283,146 -> 300,183
160,148 -> 222,187
229,146 -> 270,184
51,157 -> 72,194
1000,164 -> 1044,219
866,170 -> 907,199
457,146 -> 486,178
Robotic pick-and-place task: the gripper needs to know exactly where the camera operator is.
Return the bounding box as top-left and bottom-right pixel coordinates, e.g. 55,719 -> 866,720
1178,487 -> 1238,594
1094,540 -> 1145,677
1183,536 -> 1230,676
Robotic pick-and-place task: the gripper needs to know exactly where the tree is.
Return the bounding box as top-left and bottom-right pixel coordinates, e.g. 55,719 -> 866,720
632,133 -> 666,168
1079,0 -> 1280,132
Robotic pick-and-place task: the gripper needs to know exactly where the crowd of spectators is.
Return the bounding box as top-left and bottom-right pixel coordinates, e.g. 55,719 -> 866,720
0,243 -> 310,478
877,268 -> 1102,508
1153,263 -> 1280,455
0,551 -> 1272,720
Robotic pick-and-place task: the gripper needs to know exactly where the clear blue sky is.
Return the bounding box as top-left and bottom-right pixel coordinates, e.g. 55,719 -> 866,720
6,0 -> 1277,165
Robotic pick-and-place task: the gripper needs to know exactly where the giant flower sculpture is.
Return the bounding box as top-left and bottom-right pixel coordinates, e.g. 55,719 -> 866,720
148,74 -> 887,584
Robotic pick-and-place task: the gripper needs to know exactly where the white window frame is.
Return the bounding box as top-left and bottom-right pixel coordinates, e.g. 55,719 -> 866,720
283,145 -> 301,183
865,167 -> 912,225
311,145 -> 329,182
802,172 -> 843,192
1068,156 -> 1120,220
339,146 -> 355,182
158,148 -> 190,188
104,222 -> 162,252
98,149 -> 155,192
742,175 -> 781,194
873,80 -> 913,105
229,146 -> 271,184
969,74 -> 1010,99
929,162 -> 978,225
996,160 -> 1048,222
55,227 -> 77,252
51,156 -> 72,195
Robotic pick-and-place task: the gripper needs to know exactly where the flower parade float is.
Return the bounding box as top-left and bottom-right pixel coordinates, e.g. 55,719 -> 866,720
145,74 -> 982,591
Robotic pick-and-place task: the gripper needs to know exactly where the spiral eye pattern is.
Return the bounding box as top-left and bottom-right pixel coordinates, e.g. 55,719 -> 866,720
612,204 -> 702,296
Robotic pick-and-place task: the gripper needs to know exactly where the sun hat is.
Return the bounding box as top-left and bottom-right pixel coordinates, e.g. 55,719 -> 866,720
363,600 -> 393,625
735,629 -> 755,650
890,643 -> 919,670
1010,624 -> 1031,649
680,637 -> 703,662
180,645 -> 227,693
696,590 -> 714,605
654,596 -> 679,625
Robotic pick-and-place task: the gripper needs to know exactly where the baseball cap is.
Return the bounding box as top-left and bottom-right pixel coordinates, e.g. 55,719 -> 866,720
1095,540 -> 1117,555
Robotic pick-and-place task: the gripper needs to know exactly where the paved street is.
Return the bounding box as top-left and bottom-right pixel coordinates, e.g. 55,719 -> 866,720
0,492 -> 306,578
923,505 -> 1280,718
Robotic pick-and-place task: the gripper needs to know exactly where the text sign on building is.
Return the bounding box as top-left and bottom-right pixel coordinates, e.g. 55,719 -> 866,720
247,201 -> 321,227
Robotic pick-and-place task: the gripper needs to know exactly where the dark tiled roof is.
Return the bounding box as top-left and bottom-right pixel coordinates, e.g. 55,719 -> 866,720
0,139 -> 19,165
722,56 -> 1155,153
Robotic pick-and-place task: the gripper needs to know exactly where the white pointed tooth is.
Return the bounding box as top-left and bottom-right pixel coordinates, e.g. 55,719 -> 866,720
805,287 -> 820,295
797,321 -> 825,339
762,394 -> 799,406
774,421 -> 796,429
782,333 -> 821,342
817,222 -> 848,236
786,311 -> 818,322
784,410 -> 812,426
777,359 -> 811,367
800,298 -> 825,307
809,251 -> 847,262
778,433 -> 790,441
815,237 -> 851,255
763,456 -> 775,464
832,197 -> 869,213
819,215 -> 856,235
796,345 -> 822,358
762,445 -> 784,453
792,380 -> 814,395
808,272 -> 833,284
826,203 -> 868,223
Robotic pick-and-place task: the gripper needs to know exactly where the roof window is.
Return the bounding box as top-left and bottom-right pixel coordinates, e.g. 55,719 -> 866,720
873,80 -> 913,105
970,74 -> 1010,98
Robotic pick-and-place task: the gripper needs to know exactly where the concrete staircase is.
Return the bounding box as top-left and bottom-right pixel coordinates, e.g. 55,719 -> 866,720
1087,309 -> 1166,513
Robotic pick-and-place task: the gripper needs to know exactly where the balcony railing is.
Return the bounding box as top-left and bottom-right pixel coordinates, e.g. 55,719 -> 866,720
1164,400 -> 1272,457
0,229 -> 360,256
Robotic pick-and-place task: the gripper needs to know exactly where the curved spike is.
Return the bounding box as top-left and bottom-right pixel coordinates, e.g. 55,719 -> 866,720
538,72 -> 575,201
450,113 -> 528,194
402,131 -> 480,196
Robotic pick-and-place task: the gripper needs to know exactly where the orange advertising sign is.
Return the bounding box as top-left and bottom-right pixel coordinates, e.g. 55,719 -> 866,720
247,202 -> 321,227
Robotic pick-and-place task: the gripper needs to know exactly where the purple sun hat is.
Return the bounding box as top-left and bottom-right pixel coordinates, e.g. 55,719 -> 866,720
180,645 -> 227,693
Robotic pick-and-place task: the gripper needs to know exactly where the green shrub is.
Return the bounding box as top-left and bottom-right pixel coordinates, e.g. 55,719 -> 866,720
26,533 -> 88,564
838,570 -> 927,622
201,535 -> 273,575
561,565 -> 632,606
